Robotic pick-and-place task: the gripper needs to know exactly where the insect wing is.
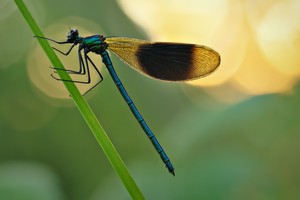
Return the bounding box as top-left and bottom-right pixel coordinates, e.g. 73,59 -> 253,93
105,37 -> 220,81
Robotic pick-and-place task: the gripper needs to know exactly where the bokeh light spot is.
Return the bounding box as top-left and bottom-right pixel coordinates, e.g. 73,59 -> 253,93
256,1 -> 300,76
27,17 -> 104,99
117,0 -> 300,102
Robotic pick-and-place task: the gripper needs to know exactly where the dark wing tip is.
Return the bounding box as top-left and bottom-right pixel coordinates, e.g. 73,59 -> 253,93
136,43 -> 220,81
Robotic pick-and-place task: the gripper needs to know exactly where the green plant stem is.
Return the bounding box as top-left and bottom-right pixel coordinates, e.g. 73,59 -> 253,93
14,0 -> 144,199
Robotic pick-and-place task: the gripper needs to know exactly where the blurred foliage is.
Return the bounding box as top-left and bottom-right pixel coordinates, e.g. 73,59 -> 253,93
0,0 -> 299,199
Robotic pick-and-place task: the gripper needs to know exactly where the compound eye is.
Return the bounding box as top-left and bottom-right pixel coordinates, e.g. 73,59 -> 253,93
71,29 -> 78,35
67,28 -> 79,41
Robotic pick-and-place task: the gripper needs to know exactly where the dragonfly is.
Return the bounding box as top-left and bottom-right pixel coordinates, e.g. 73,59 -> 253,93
35,29 -> 221,176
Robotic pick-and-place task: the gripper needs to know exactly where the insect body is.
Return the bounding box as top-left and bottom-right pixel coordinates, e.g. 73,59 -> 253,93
35,29 -> 221,175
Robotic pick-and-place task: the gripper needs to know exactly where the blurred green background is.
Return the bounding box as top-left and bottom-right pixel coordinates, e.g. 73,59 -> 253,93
1,0 -> 300,199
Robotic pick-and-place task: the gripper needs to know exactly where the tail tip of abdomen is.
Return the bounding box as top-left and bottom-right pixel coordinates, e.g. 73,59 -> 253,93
170,170 -> 175,176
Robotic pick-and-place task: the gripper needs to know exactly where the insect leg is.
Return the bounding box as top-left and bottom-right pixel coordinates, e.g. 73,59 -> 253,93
81,54 -> 104,95
51,49 -> 90,84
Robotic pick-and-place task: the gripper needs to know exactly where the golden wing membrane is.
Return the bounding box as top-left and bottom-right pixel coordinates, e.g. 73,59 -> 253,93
105,37 -> 220,81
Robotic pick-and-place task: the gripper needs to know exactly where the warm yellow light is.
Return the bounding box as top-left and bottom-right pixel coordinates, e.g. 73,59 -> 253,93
256,1 -> 300,76
117,0 -> 300,102
27,17 -> 104,99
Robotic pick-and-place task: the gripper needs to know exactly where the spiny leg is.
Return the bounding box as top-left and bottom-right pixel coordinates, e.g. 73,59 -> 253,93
51,45 -> 86,75
34,35 -> 69,44
52,44 -> 75,56
81,54 -> 104,95
35,36 -> 82,74
51,49 -> 90,84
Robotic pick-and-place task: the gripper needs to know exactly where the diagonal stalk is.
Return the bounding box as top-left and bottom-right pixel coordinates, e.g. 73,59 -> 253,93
14,0 -> 145,199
